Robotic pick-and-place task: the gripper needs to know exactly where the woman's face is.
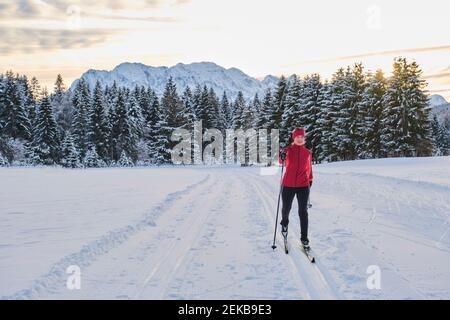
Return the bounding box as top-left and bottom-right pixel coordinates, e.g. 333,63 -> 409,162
294,135 -> 305,146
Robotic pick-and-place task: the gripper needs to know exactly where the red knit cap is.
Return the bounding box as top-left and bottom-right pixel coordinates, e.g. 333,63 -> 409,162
291,127 -> 305,140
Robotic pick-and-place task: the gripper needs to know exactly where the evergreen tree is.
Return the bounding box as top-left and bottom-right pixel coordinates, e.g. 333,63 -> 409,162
0,152 -> 8,166
431,115 -> 450,156
60,133 -> 81,168
71,79 -> 91,158
30,77 -> 42,102
280,75 -> 301,145
330,67 -> 353,161
128,91 -> 145,140
162,77 -> 185,131
181,86 -> 196,129
118,150 -> 134,167
346,63 -> 367,159
221,91 -> 233,129
0,71 -> 31,140
111,89 -> 137,162
207,87 -> 222,129
316,82 -> 331,162
360,69 -> 387,158
83,146 -> 106,168
31,92 -> 59,164
301,74 -> 323,158
381,58 -> 432,157
257,89 -> 273,130
232,91 -> 246,129
199,85 -> 212,128
251,93 -> 261,129
88,81 -> 110,160
53,74 -> 66,105
138,86 -> 152,124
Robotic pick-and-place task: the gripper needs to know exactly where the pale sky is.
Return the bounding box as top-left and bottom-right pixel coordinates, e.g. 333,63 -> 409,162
1,0 -> 450,100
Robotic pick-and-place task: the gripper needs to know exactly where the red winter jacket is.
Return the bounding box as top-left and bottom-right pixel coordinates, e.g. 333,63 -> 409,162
279,144 -> 313,188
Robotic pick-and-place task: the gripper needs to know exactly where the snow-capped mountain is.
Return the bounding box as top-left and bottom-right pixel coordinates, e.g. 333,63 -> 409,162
428,94 -> 450,122
70,62 -> 280,100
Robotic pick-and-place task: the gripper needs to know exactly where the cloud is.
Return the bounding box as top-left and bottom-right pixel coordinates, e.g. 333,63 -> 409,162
0,0 -> 191,19
0,0 -> 186,55
0,27 -> 118,54
424,67 -> 450,80
91,13 -> 180,23
303,45 -> 450,64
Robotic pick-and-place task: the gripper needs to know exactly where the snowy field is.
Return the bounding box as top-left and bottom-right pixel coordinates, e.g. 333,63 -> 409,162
0,157 -> 449,299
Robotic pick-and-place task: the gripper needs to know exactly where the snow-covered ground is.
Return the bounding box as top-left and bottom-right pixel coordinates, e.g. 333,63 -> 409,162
1,157 -> 449,299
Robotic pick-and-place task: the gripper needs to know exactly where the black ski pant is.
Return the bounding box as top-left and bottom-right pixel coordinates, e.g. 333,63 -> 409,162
280,186 -> 309,241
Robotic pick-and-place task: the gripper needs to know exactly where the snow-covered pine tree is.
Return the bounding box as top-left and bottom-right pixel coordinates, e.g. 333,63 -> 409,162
71,78 -> 91,159
88,81 -> 110,161
240,97 -> 254,130
329,67 -> 354,161
0,152 -> 8,166
0,71 -> 31,140
30,77 -> 42,102
406,61 -> 433,157
300,74 -> 323,159
207,87 -> 222,130
442,117 -> 450,155
118,150 -> 134,167
181,86 -> 196,130
110,89 -> 137,162
0,74 -> 4,133
314,81 -> 335,163
53,74 -> 66,106
162,77 -> 185,130
228,91 -> 247,164
199,85 -> 212,129
16,75 -> 34,140
104,82 -> 119,160
257,89 -> 273,130
162,77 -> 192,162
138,86 -> 152,125
320,69 -> 350,162
221,91 -> 233,129
239,98 -> 258,165
360,69 -> 387,159
188,86 -> 203,164
251,93 -> 261,129
232,91 -> 246,130
27,77 -> 41,133
280,75 -> 301,146
255,89 -> 274,164
192,84 -> 203,123
268,76 -> 289,145
146,89 -> 169,164
31,91 -> 60,164
431,115 -> 450,156
83,146 -> 106,168
249,93 -> 262,165
346,63 -> 368,159
60,133 -> 81,168
128,91 -> 145,140
381,58 -> 433,157
52,75 -> 73,137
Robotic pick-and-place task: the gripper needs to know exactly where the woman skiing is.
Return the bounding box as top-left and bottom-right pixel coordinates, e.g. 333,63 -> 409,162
279,127 -> 313,249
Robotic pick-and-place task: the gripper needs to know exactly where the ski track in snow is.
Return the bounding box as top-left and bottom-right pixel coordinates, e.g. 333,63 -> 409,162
1,157 -> 449,299
2,174 -> 210,300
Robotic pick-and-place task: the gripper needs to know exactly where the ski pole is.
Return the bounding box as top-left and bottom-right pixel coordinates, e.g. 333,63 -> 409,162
271,161 -> 285,250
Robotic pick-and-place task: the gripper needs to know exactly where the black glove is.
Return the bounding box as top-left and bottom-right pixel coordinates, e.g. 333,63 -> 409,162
280,151 -> 287,161
309,181 -> 313,187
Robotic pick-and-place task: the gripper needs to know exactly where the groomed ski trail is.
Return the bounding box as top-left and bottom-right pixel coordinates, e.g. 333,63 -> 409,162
239,171 -> 342,299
